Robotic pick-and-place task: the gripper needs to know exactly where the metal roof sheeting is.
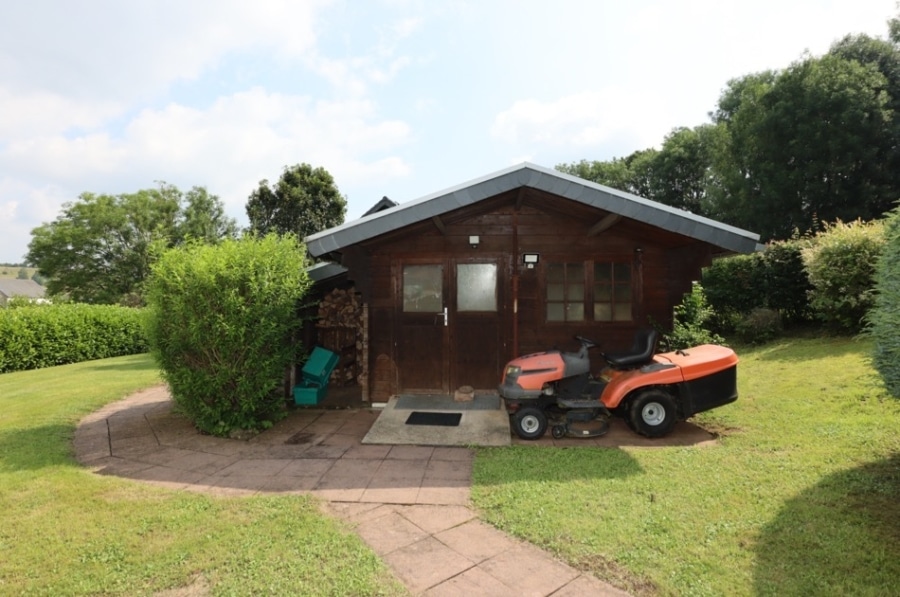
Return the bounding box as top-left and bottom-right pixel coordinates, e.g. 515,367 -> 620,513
305,162 -> 760,257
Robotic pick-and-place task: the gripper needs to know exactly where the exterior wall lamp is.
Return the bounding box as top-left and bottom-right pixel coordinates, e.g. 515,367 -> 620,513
523,253 -> 540,269
469,235 -> 480,248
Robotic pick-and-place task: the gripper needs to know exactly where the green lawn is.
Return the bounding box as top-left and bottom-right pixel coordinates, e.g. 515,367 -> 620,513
472,337 -> 900,596
0,354 -> 404,596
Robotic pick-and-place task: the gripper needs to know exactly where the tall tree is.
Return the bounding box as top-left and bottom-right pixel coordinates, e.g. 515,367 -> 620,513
709,55 -> 895,240
246,163 -> 347,239
177,186 -> 238,243
27,183 -> 234,304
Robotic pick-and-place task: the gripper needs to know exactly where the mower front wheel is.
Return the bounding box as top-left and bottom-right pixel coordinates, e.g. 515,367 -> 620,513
629,389 -> 677,438
512,407 -> 548,440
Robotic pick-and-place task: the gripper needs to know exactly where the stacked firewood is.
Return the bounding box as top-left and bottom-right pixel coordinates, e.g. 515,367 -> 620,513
317,287 -> 362,328
317,288 -> 364,386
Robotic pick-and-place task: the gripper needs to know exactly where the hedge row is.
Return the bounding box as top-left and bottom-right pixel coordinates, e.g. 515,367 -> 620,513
0,304 -> 148,373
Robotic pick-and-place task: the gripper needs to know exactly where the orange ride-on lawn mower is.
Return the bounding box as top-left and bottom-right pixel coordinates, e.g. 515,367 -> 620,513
498,330 -> 739,440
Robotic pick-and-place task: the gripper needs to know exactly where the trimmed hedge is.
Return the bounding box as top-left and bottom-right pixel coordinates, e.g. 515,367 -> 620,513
0,304 -> 148,373
802,220 -> 885,333
868,204 -> 900,397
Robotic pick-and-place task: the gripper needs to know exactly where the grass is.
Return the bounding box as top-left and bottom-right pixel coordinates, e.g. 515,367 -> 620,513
0,266 -> 37,280
0,354 -> 405,596
471,336 -> 900,596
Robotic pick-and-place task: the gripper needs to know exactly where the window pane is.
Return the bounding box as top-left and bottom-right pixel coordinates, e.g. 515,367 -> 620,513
568,263 -> 584,282
457,263 -> 497,311
594,303 -> 612,321
403,265 -> 442,312
594,283 -> 612,301
614,263 -> 631,281
567,303 -> 584,321
547,303 -> 565,321
595,263 -> 612,281
548,264 -> 565,283
547,283 -> 564,301
615,285 -> 632,302
566,283 -> 584,299
613,303 -> 632,321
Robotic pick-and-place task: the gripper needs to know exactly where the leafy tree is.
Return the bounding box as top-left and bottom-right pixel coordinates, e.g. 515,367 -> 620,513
16,268 -> 28,280
868,202 -> 900,397
176,186 -> 238,244
246,163 -> 347,239
26,183 -> 234,304
145,235 -> 311,436
559,125 -> 720,215
709,53 -> 896,239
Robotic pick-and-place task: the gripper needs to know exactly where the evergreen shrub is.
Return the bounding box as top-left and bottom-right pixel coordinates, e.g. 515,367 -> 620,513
145,235 -> 311,436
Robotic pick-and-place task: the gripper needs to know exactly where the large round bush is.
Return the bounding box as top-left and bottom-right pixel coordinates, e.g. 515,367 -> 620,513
145,235 -> 311,436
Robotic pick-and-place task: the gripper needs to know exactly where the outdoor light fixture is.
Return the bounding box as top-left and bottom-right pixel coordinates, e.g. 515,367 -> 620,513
523,253 -> 540,269
469,235 -> 480,248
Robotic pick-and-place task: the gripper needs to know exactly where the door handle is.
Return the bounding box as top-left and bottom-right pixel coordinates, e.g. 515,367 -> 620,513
442,307 -> 448,327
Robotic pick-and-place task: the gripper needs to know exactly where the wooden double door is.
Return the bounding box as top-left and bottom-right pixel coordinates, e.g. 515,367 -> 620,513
395,257 -> 507,393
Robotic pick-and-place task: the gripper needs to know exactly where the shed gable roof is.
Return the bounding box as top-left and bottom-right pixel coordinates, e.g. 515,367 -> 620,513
305,162 -> 760,256
0,279 -> 45,299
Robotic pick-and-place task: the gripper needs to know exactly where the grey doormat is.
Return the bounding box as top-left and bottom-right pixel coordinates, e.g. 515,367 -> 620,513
363,395 -> 511,447
405,411 -> 463,426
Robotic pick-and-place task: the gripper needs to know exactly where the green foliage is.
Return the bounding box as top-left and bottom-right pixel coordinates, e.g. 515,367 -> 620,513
557,124 -> 720,215
26,183 -> 236,305
663,282 -> 725,350
246,163 -> 347,239
16,267 -> 28,279
145,235 -> 311,436
735,308 -> 783,344
702,240 -> 813,333
802,219 -> 885,333
868,203 -> 900,397
0,304 -> 147,373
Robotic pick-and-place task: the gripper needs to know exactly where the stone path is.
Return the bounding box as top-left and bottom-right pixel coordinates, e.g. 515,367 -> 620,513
74,385 -> 630,596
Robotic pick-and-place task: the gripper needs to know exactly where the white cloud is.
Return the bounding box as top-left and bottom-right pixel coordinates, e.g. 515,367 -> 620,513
491,89 -> 669,150
0,87 -> 413,237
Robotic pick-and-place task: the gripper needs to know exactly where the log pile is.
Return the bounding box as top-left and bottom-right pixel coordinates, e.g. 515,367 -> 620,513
317,288 -> 365,386
317,287 -> 362,328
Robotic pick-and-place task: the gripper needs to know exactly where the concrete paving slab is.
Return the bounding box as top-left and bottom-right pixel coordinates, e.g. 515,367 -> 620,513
381,536 -> 475,594
425,566 -> 519,597
74,385 -> 635,597
434,519 -> 512,563
355,511 -> 431,553
363,396 -> 511,447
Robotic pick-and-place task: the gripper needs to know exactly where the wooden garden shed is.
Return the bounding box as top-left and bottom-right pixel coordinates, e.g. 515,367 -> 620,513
304,162 -> 759,402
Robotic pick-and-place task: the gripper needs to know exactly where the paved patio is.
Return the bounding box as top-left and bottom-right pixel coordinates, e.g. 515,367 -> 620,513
74,385 -> 638,596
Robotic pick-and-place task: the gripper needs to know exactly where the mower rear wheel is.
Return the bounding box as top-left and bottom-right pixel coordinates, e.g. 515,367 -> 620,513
629,389 -> 677,438
512,407 -> 548,440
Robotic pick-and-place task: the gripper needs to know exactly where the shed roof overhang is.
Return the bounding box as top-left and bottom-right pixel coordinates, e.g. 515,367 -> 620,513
305,162 -> 761,257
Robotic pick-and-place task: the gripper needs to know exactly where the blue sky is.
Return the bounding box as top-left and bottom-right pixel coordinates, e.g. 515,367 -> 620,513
0,0 -> 896,263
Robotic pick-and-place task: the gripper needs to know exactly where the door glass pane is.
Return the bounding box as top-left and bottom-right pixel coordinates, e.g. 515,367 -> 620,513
403,265 -> 443,312
547,303 -> 565,321
457,263 -> 497,312
547,283 -> 564,301
567,303 -> 584,321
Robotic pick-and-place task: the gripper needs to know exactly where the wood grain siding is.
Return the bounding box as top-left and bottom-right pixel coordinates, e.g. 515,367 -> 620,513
335,189 -> 723,401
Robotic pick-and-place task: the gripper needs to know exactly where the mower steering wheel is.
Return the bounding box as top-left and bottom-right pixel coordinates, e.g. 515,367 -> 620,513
574,335 -> 597,349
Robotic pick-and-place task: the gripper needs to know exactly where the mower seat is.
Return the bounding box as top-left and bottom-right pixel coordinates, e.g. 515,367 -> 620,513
604,329 -> 659,369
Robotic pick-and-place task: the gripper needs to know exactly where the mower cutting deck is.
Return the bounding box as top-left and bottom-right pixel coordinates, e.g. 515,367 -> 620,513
498,331 -> 738,440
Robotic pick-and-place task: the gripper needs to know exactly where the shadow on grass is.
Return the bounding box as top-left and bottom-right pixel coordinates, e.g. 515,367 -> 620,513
473,445 -> 643,484
745,336 -> 867,363
84,354 -> 157,372
754,454 -> 900,595
0,423 -> 75,471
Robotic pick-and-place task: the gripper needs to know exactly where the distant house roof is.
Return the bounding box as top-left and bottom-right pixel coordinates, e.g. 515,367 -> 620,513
305,162 -> 761,257
0,279 -> 45,300
362,196 -> 399,217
